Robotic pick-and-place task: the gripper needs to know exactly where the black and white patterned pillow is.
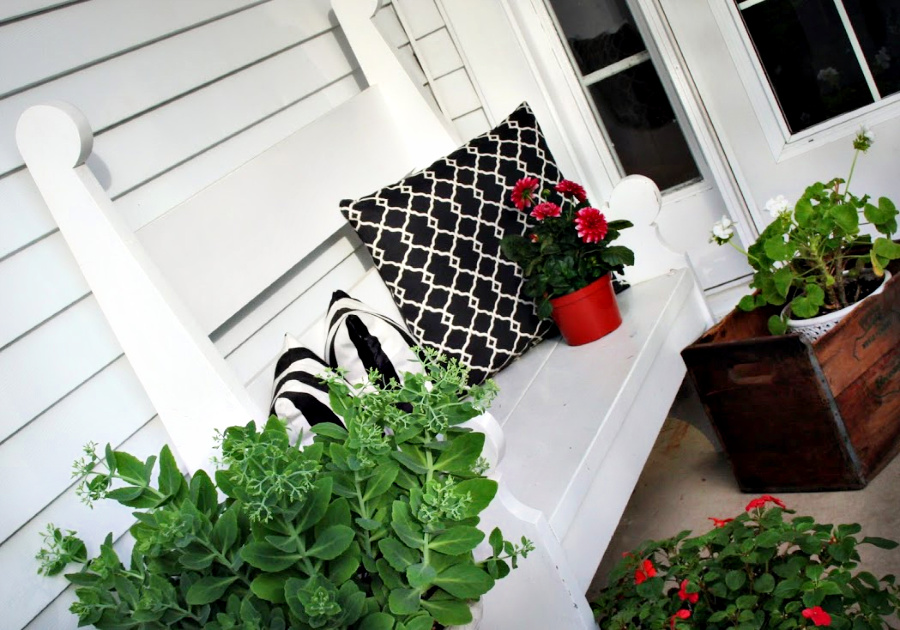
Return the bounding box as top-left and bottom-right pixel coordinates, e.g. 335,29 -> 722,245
340,103 -> 559,384
270,334 -> 345,446
325,290 -> 421,387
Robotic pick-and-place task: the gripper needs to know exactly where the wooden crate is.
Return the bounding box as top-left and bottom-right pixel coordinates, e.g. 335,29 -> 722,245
682,264 -> 900,492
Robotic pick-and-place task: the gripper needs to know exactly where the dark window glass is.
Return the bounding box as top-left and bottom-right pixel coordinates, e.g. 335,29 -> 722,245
587,65 -> 700,190
739,0 -> 873,132
844,0 -> 900,96
550,0 -> 645,75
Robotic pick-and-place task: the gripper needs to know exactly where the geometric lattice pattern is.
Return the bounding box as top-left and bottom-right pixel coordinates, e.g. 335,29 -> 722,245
340,103 -> 560,384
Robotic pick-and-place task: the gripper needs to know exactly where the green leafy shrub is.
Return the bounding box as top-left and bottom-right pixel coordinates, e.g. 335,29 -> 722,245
711,128 -> 900,335
592,495 -> 900,629
39,349 -> 532,629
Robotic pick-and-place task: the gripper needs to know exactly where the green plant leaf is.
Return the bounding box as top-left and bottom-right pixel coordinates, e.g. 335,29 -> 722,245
433,564 -> 494,599
379,538 -> 420,572
862,536 -> 899,550
764,237 -> 792,262
402,616 -> 435,630
311,422 -> 348,441
429,526 -> 485,555
306,524 -> 355,560
392,502 -> 425,550
114,451 -> 150,484
873,237 -> 900,260
434,432 -> 484,474
406,563 -> 437,590
831,202 -> 859,234
359,612 -> 395,630
726,569 -> 747,591
354,517 -> 382,532
768,314 -> 788,335
392,450 -> 429,475
772,267 -> 794,298
600,246 -> 635,268
242,541 -> 299,572
753,573 -> 775,593
191,470 -> 219,515
185,575 -> 239,606
296,477 -> 334,533
328,545 -> 361,585
389,588 -> 421,615
178,550 -> 217,571
421,597 -> 472,626
773,577 -> 802,599
250,573 -> 288,604
157,445 -> 183,497
452,478 -> 498,518
363,462 -> 400,501
212,504 -> 239,554
738,295 -> 757,312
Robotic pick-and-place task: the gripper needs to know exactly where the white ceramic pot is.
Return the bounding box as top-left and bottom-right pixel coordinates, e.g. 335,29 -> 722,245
785,270 -> 891,343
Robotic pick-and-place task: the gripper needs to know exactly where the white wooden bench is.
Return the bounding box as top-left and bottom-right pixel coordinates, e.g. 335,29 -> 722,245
16,1 -> 712,627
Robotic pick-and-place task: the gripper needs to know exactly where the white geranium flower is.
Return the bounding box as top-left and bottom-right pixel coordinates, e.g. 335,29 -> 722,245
710,215 -> 735,245
854,125 -> 875,152
764,195 -> 789,218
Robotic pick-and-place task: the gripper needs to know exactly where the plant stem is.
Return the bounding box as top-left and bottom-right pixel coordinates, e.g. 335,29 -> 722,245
844,149 -> 861,200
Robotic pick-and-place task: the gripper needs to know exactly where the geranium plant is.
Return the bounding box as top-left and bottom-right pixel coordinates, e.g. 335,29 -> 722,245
37,349 -> 532,629
592,495 -> 900,629
500,178 -> 634,318
711,127 -> 900,334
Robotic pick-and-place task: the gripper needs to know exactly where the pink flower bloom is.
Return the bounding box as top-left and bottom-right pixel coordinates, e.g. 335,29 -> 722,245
531,202 -> 561,221
745,495 -> 787,512
802,606 -> 831,626
678,579 -> 699,604
575,207 -> 609,243
555,179 -> 587,202
511,177 -> 540,210
529,233 -> 539,243
670,609 -> 691,629
708,517 -> 734,528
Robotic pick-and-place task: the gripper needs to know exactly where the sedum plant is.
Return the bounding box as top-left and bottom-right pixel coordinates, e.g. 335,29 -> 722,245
38,349 -> 532,629
711,127 -> 900,335
592,496 -> 900,629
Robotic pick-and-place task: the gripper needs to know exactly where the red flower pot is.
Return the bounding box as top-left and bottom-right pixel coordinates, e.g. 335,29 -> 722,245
550,275 -> 622,346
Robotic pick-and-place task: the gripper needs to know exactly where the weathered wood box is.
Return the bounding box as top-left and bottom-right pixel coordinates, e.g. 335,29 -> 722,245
682,262 -> 900,492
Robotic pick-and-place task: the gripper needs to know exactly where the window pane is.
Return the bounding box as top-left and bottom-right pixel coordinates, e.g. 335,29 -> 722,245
844,0 -> 900,96
739,0 -> 873,132
587,63 -> 700,190
550,0 -> 646,75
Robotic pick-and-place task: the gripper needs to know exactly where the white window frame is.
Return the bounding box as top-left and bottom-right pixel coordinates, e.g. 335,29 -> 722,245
709,0 -> 900,163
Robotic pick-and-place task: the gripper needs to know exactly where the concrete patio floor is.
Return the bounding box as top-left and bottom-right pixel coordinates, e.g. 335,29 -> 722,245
589,380 -> 900,611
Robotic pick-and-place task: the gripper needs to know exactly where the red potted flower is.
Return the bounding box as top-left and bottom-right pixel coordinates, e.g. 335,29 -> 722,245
501,178 -> 634,345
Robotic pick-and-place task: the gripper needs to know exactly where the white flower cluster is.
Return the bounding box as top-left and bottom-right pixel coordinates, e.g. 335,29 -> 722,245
764,194 -> 790,218
710,215 -> 735,245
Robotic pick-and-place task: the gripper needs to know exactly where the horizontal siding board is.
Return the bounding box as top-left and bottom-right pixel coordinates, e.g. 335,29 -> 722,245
416,28 -> 463,79
394,0 -> 444,39
0,170 -> 53,260
91,32 -> 355,200
0,296 -> 121,444
0,0 -> 262,97
0,233 -> 89,349
452,107 -> 490,141
0,1 -> 79,24
430,68 -> 481,119
117,72 -> 363,234
0,0 -> 337,176
2,418 -> 171,630
0,358 -> 153,546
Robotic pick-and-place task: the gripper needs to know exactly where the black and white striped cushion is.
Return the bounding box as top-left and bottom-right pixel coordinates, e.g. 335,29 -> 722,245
270,334 -> 345,446
325,290 -> 421,387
